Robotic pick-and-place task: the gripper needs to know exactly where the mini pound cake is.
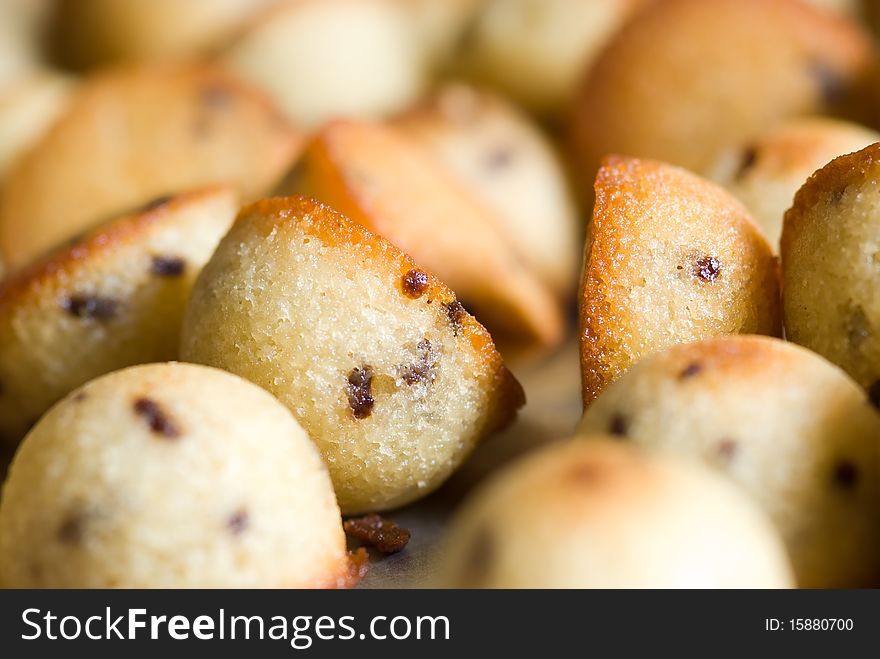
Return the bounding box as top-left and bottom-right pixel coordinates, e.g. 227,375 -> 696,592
579,156 -> 781,405
451,0 -> 649,116
716,117 -> 878,249
782,142 -> 880,393
570,0 -> 875,191
222,0 -> 426,128
395,83 -> 581,298
578,335 -> 880,588
47,0 -> 276,70
181,196 -> 525,514
0,64 -> 300,271
437,440 -> 793,588
0,363 -> 351,588
0,187 -> 239,446
288,119 -> 564,350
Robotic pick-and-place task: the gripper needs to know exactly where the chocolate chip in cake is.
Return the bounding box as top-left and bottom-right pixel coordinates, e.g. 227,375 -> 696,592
200,83 -> 234,108
716,438 -> 738,463
57,512 -> 85,545
485,146 -> 515,170
679,362 -> 703,379
846,305 -> 871,349
461,526 -> 494,585
150,256 -> 187,277
72,391 -> 87,403
867,380 -> 880,411
140,194 -> 173,213
570,461 -> 601,483
694,256 -> 721,282
735,145 -> 758,180
133,397 -> 181,439
401,269 -> 429,298
444,300 -> 465,335
810,60 -> 845,106
61,295 -> 120,320
346,366 -> 375,419
400,339 -> 438,386
832,461 -> 859,490
608,413 -> 629,437
227,509 -> 250,536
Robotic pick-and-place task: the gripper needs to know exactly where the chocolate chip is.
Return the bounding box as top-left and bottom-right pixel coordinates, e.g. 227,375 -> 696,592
60,295 -> 120,320
485,147 -> 515,170
227,509 -> 250,536
570,461 -> 601,483
140,195 -> 173,213
57,513 -> 84,545
201,84 -> 233,108
833,461 -> 859,490
679,362 -> 703,379
150,256 -> 187,277
343,514 -> 410,554
694,256 -> 721,282
810,60 -> 845,106
401,269 -> 429,298
400,339 -> 438,386
444,300 -> 465,335
461,527 -> 494,585
72,391 -> 87,403
847,305 -> 871,349
868,380 -> 880,411
829,185 -> 847,205
133,397 -> 181,439
735,145 -> 758,180
716,438 -> 738,462
608,414 -> 629,437
346,367 -> 375,420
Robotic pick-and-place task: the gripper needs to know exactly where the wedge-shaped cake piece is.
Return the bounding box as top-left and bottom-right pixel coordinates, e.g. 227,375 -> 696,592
0,187 -> 239,446
47,0 -> 274,70
0,363 -> 353,588
181,196 -> 525,514
395,83 -> 581,298
717,118 -> 878,250
570,0 -> 875,191
782,143 -> 880,393
222,0 -> 426,128
579,156 -> 781,405
0,64 -> 301,272
288,119 -> 564,350
437,440 -> 793,588
578,336 -> 880,588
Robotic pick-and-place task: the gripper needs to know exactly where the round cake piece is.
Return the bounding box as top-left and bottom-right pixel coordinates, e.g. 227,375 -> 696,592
0,187 -> 239,447
437,439 -> 794,588
222,0 -> 426,128
181,196 -> 525,514
579,156 -> 781,405
0,363 -> 351,588
395,83 -> 581,298
578,335 -> 880,588
288,119 -> 564,351
716,117 -> 878,249
451,0 -> 649,116
0,64 -> 301,272
570,0 -> 875,191
781,142 -> 880,393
